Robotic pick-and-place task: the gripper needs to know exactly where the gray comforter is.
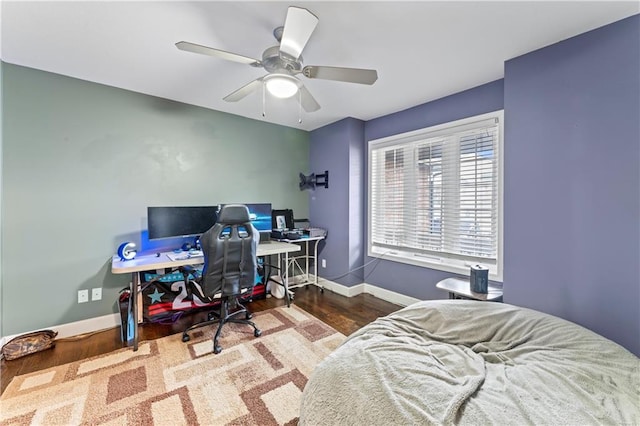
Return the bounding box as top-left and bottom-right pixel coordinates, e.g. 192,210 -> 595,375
299,300 -> 639,425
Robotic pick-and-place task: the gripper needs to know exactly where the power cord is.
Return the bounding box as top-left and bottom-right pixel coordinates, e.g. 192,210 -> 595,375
317,250 -> 393,282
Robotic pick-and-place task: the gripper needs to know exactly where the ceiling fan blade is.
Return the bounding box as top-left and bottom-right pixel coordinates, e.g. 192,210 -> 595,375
176,41 -> 261,66
303,65 -> 378,85
279,7 -> 318,60
223,78 -> 263,102
298,84 -> 321,112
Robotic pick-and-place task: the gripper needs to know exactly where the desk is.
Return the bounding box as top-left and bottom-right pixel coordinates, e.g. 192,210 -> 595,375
436,277 -> 503,302
272,236 -> 325,292
111,241 -> 300,350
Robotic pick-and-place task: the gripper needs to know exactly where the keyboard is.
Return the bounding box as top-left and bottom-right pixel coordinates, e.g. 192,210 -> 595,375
167,251 -> 203,261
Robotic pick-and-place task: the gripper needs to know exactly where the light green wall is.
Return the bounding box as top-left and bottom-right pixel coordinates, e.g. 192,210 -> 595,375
1,62 -> 309,336
0,62 -> 3,338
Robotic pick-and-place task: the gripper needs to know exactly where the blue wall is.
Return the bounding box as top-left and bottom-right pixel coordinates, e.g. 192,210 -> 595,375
310,15 -> 639,355
309,118 -> 365,285
504,14 -> 639,355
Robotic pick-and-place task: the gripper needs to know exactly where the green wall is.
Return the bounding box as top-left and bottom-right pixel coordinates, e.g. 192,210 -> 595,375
1,62 -> 309,336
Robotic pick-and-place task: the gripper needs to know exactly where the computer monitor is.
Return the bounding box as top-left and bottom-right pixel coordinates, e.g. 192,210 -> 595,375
244,203 -> 272,232
147,206 -> 219,240
271,209 -> 294,230
218,203 -> 272,241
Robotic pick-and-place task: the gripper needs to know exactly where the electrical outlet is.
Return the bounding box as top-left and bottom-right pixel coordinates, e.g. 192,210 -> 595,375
321,259 -> 327,268
78,289 -> 89,303
92,288 -> 102,301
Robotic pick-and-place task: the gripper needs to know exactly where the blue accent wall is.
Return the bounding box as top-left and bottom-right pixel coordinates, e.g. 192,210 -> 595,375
365,80 -> 505,141
504,14 -> 639,355
309,118 -> 365,285
310,15 -> 639,355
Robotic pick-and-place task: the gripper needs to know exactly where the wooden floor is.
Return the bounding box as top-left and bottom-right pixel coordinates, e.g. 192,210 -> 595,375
0,287 -> 400,395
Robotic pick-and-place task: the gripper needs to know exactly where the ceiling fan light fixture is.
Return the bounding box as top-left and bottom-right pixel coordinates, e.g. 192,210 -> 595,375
264,74 -> 299,98
177,6 -> 376,114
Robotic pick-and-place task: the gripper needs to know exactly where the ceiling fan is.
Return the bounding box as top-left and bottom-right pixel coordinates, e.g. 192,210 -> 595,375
176,6 -> 378,112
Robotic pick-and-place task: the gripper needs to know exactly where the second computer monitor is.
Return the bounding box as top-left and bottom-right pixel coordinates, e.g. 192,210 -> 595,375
243,203 -> 272,232
271,209 -> 294,230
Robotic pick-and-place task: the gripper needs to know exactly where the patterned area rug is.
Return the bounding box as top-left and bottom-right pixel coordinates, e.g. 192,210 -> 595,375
0,305 -> 345,425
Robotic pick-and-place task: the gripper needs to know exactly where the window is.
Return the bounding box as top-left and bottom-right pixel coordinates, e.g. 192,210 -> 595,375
368,111 -> 503,281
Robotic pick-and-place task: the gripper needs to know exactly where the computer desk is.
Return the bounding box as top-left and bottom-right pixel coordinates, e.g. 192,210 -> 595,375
111,241 -> 300,351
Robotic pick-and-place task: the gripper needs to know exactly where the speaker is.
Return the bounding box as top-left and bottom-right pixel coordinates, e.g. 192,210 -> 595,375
470,265 -> 488,293
117,242 -> 137,261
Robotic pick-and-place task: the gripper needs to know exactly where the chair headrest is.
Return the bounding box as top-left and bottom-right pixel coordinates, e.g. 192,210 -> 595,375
217,204 -> 251,225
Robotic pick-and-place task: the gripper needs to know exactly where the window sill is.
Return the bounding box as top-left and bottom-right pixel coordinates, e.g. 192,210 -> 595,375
368,248 -> 503,283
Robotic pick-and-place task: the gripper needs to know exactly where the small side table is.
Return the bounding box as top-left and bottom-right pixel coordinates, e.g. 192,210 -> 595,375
436,277 -> 503,302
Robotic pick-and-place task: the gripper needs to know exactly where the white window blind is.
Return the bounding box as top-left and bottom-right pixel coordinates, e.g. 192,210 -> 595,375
368,111 -> 503,281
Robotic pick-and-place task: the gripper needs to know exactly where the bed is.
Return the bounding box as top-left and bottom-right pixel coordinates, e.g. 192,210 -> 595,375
299,300 -> 639,425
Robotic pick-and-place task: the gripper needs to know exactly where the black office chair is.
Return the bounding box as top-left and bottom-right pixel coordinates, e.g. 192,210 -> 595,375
181,204 -> 262,354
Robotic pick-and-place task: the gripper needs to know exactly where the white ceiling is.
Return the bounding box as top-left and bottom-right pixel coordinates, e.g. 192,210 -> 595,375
1,1 -> 638,131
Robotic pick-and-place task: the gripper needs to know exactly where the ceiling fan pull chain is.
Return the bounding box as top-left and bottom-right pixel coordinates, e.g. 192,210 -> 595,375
298,89 -> 303,124
262,82 -> 266,117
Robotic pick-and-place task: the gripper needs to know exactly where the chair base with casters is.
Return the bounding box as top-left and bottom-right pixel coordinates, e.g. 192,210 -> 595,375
181,295 -> 262,354
179,267 -> 262,354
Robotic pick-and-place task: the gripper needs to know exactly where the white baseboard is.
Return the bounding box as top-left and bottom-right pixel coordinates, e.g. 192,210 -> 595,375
0,281 -> 418,350
361,282 -> 422,307
0,313 -> 120,349
315,276 -> 421,307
